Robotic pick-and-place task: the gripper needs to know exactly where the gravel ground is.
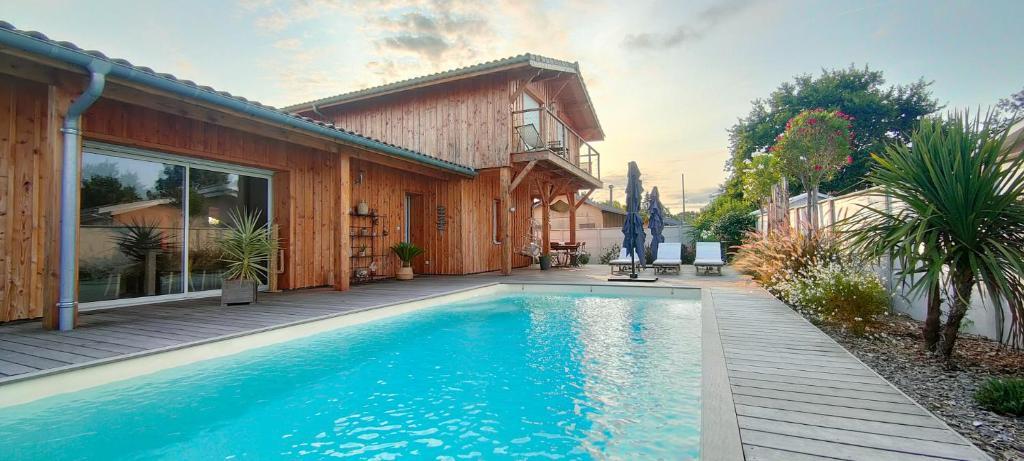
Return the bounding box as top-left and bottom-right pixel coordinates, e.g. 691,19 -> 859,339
801,313 -> 1024,460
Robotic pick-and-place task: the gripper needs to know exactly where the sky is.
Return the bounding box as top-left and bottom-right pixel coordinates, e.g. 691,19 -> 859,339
4,0 -> 1022,209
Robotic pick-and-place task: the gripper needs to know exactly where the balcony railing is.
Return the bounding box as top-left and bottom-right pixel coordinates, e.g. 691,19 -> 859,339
511,107 -> 601,180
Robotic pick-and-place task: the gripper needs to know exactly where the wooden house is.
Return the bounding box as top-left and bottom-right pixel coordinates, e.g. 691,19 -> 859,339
0,24 -> 603,328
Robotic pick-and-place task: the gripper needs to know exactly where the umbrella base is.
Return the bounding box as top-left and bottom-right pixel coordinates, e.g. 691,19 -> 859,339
607,276 -> 659,282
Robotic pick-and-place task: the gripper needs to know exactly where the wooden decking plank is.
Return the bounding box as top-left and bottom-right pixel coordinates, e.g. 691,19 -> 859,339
732,386 -> 928,415
0,359 -> 38,375
744,445 -> 847,461
730,377 -> 906,402
740,428 -> 982,461
0,349 -> 69,369
0,335 -> 121,360
736,405 -> 967,444
734,392 -> 945,428
5,332 -> 144,354
728,371 -> 902,394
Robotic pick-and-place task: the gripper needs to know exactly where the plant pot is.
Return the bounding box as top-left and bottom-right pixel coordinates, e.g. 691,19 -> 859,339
356,201 -> 369,216
396,266 -> 414,280
539,255 -> 552,270
221,279 -> 258,305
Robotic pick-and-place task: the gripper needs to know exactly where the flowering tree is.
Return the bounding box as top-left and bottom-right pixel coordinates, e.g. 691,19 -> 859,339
772,109 -> 854,232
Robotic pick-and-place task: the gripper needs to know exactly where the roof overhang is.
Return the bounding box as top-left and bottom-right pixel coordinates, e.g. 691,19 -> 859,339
0,22 -> 476,178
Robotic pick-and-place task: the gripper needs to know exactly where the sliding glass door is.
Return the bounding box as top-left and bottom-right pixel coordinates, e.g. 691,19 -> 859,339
187,169 -> 270,291
78,143 -> 271,305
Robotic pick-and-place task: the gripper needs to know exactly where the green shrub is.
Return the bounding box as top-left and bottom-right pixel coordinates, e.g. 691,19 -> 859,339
599,244 -> 621,265
974,378 -> 1024,416
780,263 -> 888,334
692,196 -> 756,255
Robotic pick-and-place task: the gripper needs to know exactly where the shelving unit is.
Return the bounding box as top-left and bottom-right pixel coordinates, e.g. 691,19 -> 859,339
349,212 -> 390,284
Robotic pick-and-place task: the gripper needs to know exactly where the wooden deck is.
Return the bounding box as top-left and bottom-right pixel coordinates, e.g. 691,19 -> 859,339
708,288 -> 990,461
0,276 -> 501,382
0,266 -> 991,460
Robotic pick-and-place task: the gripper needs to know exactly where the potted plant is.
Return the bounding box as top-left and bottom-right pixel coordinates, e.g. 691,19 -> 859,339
539,252 -> 552,270
356,200 -> 369,216
217,209 -> 277,305
358,245 -> 368,257
391,242 -> 424,280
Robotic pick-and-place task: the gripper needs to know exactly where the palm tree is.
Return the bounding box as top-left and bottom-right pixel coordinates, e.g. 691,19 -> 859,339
846,111 -> 1024,362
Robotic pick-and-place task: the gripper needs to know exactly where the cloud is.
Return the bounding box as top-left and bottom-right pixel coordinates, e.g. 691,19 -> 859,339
378,34 -> 450,61
623,0 -> 754,50
369,7 -> 491,63
273,37 -> 302,50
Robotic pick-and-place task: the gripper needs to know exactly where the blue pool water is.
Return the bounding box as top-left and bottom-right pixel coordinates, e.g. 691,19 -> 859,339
0,292 -> 701,460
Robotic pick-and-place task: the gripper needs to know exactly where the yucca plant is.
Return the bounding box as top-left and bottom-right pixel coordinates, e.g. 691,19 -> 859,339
844,111 -> 1024,361
113,219 -> 169,263
390,241 -> 424,268
217,209 -> 277,282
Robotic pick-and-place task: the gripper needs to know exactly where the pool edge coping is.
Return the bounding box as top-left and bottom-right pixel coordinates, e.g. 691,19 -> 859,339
699,288 -> 745,461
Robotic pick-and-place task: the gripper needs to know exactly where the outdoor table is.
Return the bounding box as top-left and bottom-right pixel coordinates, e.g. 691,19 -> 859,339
549,242 -> 583,267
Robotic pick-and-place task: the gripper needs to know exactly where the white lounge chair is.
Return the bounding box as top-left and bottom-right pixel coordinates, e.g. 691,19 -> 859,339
694,242 -> 725,275
609,247 -> 642,273
652,242 -> 682,274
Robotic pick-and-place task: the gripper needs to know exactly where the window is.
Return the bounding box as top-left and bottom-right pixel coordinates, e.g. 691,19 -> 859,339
79,143 -> 271,305
492,199 -> 501,244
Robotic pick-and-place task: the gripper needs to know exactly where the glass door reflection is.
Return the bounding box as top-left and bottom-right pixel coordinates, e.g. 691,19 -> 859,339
79,153 -> 185,302
187,168 -> 270,291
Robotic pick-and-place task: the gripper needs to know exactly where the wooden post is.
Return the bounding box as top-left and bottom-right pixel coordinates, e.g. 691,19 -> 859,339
42,82 -> 76,330
539,181 -> 552,253
334,152 -> 352,290
499,166 -> 512,275
566,191 -> 577,244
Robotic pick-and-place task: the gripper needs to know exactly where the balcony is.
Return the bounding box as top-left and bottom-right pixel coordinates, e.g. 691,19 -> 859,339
511,107 -> 602,188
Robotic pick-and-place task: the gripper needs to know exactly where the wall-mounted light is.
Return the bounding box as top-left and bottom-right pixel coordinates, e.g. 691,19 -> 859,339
508,206 -> 516,213
356,169 -> 365,185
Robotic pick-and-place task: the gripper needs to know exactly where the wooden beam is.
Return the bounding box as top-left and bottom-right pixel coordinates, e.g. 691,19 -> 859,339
567,190 -> 577,244
508,69 -> 543,104
499,167 -> 512,275
41,80 -> 78,330
334,153 -> 352,290
509,160 -> 536,192
573,189 -> 595,209
539,181 -> 552,253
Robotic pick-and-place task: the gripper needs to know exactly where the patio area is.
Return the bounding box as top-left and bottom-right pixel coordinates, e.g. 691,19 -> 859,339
0,265 -> 990,460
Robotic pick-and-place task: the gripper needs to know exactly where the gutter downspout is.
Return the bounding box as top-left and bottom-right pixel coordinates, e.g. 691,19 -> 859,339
57,60 -> 110,331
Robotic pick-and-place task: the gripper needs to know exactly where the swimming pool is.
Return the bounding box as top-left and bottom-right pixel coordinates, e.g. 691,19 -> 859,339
0,289 -> 701,460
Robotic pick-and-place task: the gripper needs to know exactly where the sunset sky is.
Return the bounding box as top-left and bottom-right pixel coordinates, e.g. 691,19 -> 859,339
6,0 -> 1022,209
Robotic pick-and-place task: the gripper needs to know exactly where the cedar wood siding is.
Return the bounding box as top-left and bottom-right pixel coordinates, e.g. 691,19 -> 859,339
0,71 -> 532,323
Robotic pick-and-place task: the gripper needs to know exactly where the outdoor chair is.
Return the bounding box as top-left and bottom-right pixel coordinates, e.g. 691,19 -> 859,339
694,242 -> 725,275
609,247 -> 643,274
652,242 -> 682,274
514,124 -> 542,151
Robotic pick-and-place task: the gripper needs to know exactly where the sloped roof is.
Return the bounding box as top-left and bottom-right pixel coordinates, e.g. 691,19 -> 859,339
0,21 -> 475,176
284,53 -> 605,141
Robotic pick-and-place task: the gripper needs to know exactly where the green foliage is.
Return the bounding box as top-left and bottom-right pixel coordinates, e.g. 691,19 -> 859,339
974,378 -> 1024,416
599,243 -> 621,265
390,241 -> 424,267
782,263 -> 888,335
575,251 -> 590,265
739,152 -> 780,203
217,209 -> 277,282
112,220 -> 169,263
729,65 -> 940,195
692,196 -> 756,254
844,111 -> 1024,356
773,109 -> 854,188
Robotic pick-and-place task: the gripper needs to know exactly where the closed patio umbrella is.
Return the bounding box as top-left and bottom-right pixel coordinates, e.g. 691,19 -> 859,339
648,186 -> 665,259
620,161 -> 646,279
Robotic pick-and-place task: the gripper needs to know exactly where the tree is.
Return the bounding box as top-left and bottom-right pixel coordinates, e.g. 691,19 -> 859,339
994,87 -> 1023,132
773,109 -> 854,232
692,195 -> 756,255
740,152 -> 785,235
846,112 -> 1024,361
728,65 -> 940,196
